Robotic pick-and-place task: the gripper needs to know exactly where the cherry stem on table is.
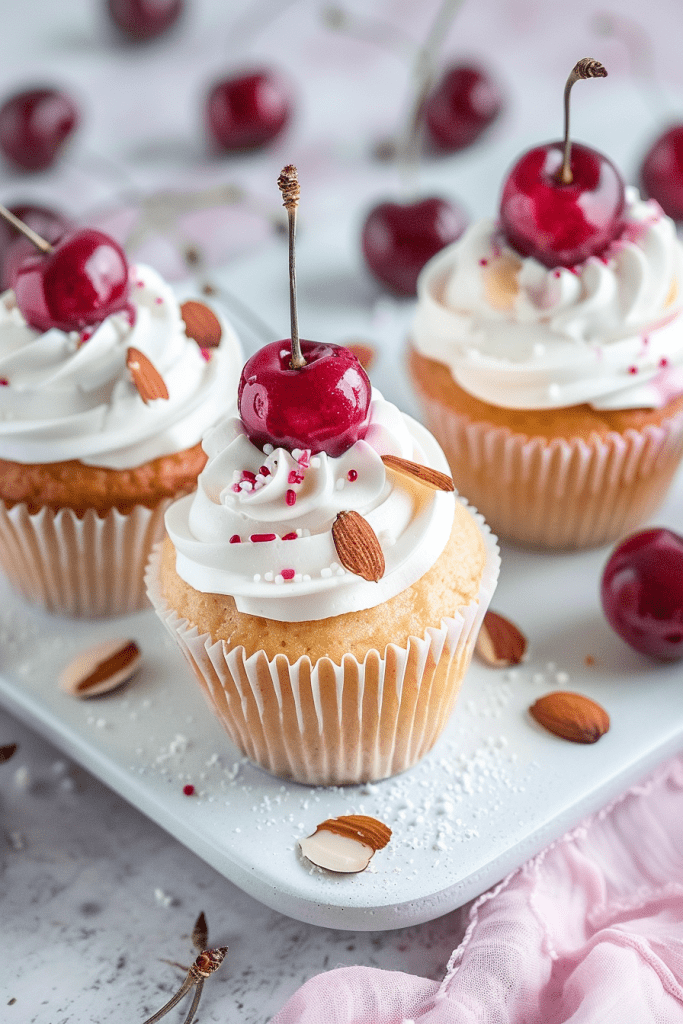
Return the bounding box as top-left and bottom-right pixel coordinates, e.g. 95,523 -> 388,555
277,164 -> 305,369
0,203 -> 53,253
560,57 -> 608,185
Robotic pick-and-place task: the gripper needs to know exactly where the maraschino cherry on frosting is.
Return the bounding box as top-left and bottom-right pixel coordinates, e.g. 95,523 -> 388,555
499,58 -> 626,269
1,202 -> 132,333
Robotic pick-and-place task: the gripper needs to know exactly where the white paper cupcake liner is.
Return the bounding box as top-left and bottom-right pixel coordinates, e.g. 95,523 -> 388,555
414,390 -> 683,549
145,504 -> 500,786
0,499 -> 173,617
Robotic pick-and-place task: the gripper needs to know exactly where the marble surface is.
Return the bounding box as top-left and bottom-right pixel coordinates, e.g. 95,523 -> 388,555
3,0 -> 683,1020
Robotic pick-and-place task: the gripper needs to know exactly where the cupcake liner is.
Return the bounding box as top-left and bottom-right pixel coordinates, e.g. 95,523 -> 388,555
145,505 -> 500,786
413,389 -> 683,549
0,499 -> 174,617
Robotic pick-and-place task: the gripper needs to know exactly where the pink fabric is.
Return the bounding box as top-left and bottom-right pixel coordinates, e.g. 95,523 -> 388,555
273,755 -> 683,1023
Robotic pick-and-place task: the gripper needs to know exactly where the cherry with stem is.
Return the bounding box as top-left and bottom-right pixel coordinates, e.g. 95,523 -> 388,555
559,58 -> 607,184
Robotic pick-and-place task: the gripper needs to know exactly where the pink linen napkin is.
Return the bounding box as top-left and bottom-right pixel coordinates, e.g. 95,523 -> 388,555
273,754 -> 683,1023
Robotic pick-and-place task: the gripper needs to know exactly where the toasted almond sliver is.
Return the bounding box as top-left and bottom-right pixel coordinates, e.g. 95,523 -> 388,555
181,300 -> 222,349
381,454 -> 454,492
59,639 -> 142,698
126,347 -> 169,404
299,815 -> 392,873
332,510 -> 385,581
475,610 -> 527,668
529,690 -> 610,744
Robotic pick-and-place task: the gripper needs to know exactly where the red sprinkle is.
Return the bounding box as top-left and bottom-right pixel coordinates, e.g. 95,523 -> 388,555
479,258 -> 488,266
286,489 -> 297,506
347,469 -> 358,482
229,535 -> 241,544
232,483 -> 241,493
200,347 -> 211,362
553,270 -> 561,278
136,280 -> 144,287
297,450 -> 311,468
660,357 -> 670,368
628,365 -> 638,375
242,470 -> 256,481
258,466 -> 270,477
251,533 -> 277,543
183,784 -> 195,796
282,532 -> 298,540
155,296 -> 163,304
569,266 -> 580,276
0,378 -> 8,386
288,470 -> 304,484
281,568 -> 295,580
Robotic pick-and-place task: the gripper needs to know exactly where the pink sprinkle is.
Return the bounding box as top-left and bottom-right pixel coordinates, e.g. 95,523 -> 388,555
286,489 -> 297,506
660,357 -> 670,368
288,470 -> 304,484
80,330 -> 92,343
479,258 -> 488,266
569,266 -> 580,276
155,296 -> 163,304
258,466 -> 270,477
281,568 -> 295,580
232,483 -> 241,493
136,280 -> 144,288
229,535 -> 241,544
200,347 -> 211,362
282,532 -> 297,540
251,533 -> 277,543
0,378 -> 9,386
628,365 -> 638,375
347,469 -> 358,482
642,336 -> 650,346
242,470 -> 256,481
297,450 -> 311,468
553,270 -> 561,278
183,784 -> 195,796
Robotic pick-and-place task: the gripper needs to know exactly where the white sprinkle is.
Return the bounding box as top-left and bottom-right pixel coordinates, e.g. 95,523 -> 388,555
239,481 -> 253,492
330,561 -> 340,570
302,574 -> 311,582
154,887 -> 173,907
265,571 -> 274,582
310,457 -> 321,468
253,574 -> 261,582
13,766 -> 30,790
302,528 -> 311,537
336,479 -> 345,490
275,575 -> 284,585
232,470 -> 241,482
556,671 -> 570,684
321,567 -> 332,578
548,383 -> 560,399
336,568 -> 345,576
263,443 -> 274,454
294,574 -> 302,583
296,528 -> 303,537
532,673 -> 545,684
546,662 -> 556,671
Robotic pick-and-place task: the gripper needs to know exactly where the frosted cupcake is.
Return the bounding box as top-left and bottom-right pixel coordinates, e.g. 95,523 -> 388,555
410,61 -> 683,549
147,165 -> 499,786
0,227 -> 242,615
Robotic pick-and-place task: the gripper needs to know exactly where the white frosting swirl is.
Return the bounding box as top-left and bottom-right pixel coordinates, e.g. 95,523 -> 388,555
166,391 -> 456,622
0,264 -> 243,468
412,188 -> 683,410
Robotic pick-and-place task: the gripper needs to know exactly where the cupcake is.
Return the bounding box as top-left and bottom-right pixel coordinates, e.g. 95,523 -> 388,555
410,62 -> 683,550
0,228 -> 243,616
147,380 -> 499,786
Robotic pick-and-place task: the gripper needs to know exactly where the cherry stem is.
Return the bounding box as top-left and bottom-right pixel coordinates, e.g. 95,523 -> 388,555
277,165 -> 305,370
560,57 -> 608,185
0,202 -> 53,254
397,0 -> 466,196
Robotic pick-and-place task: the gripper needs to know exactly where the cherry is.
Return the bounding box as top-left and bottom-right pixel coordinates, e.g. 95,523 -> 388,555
423,63 -> 503,153
361,197 -> 467,297
12,228 -> 131,332
0,88 -> 79,172
499,141 -> 625,268
238,339 -> 371,457
0,204 -> 70,290
601,528 -> 683,661
107,0 -> 183,40
206,71 -> 291,153
640,124 -> 683,222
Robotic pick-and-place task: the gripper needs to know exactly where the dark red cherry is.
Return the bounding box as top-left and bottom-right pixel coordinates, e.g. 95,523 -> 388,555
12,229 -> 131,332
206,71 -> 291,153
0,88 -> 79,172
0,204 -> 70,290
238,340 -> 372,457
107,0 -> 183,40
423,63 -> 503,153
499,141 -> 626,269
361,197 -> 467,297
601,528 -> 683,661
640,124 -> 683,222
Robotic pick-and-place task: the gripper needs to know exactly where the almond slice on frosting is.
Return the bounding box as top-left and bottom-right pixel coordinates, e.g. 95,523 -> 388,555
381,455 -> 455,492
126,347 -> 169,404
299,815 -> 392,873
332,510 -> 385,581
180,300 -> 222,349
59,639 -> 142,698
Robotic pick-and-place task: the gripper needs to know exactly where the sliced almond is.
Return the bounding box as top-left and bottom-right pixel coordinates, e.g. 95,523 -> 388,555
181,300 -> 222,349
59,639 -> 142,698
475,610 -> 527,668
345,341 -> 376,371
332,510 -> 385,582
299,815 -> 392,873
381,454 -> 454,492
0,742 -> 17,764
126,347 -> 169,404
529,691 -> 610,745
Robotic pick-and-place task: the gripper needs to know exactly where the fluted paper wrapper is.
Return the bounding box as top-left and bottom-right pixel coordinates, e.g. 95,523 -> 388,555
0,499 -> 173,617
145,507 -> 500,786
414,390 -> 683,550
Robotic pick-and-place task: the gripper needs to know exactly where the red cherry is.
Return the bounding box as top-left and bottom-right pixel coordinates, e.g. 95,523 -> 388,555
423,63 -> 503,153
206,71 -> 291,154
361,197 -> 467,297
601,528 -> 683,661
12,229 -> 131,332
0,204 -> 70,290
499,141 -> 625,269
0,88 -> 79,172
107,0 -> 183,40
640,124 -> 683,222
238,340 -> 371,458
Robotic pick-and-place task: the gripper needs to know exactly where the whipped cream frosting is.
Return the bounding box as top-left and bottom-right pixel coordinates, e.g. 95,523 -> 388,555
0,264 -> 243,468
166,390 -> 456,622
412,188 -> 683,410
